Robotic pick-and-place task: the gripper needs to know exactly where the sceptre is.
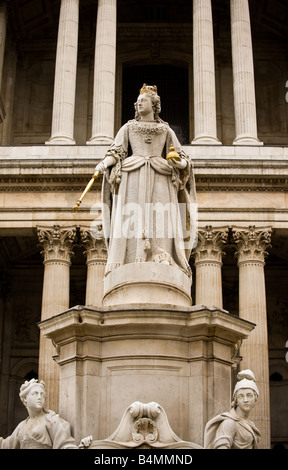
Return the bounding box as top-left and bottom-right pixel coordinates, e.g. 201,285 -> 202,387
72,170 -> 99,212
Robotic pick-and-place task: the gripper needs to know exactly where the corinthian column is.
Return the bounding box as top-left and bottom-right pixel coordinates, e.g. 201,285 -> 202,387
87,0 -> 117,144
234,226 -> 272,448
192,0 -> 221,144
230,0 -> 262,144
193,226 -> 228,308
46,0 -> 79,145
37,225 -> 76,411
80,224 -> 107,306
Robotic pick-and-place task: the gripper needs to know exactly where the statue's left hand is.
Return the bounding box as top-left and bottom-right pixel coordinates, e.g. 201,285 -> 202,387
79,435 -> 93,448
169,158 -> 187,169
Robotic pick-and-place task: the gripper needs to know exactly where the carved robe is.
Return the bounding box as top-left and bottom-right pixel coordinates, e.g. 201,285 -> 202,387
101,119 -> 197,277
204,408 -> 261,449
0,410 -> 78,449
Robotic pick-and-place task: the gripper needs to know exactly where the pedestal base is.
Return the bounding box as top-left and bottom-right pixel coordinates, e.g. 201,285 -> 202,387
103,262 -> 192,307
39,303 -> 255,447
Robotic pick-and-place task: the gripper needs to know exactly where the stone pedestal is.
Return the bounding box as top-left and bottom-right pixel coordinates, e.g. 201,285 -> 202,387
39,304 -> 254,447
103,263 -> 192,307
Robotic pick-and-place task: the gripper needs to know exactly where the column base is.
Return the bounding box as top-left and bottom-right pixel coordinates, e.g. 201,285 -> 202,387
192,135 -> 222,145
86,135 -> 114,145
233,134 -> 263,145
45,135 -> 76,145
103,262 -> 192,307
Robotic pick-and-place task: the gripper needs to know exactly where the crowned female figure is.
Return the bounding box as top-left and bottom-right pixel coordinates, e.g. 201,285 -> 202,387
204,370 -> 261,449
95,84 -> 197,283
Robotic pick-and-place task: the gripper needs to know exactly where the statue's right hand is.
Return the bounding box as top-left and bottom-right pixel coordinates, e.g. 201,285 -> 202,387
95,161 -> 107,173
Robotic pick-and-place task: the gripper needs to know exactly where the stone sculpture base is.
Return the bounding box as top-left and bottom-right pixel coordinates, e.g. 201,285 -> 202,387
39,304 -> 254,447
89,401 -> 202,449
103,263 -> 192,307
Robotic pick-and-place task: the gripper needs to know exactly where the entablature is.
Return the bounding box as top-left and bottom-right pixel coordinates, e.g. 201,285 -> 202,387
0,145 -> 287,193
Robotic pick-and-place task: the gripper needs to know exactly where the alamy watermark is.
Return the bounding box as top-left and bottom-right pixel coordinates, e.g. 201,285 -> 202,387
286,80 -> 288,103
286,340 -> 288,363
90,198 -> 199,250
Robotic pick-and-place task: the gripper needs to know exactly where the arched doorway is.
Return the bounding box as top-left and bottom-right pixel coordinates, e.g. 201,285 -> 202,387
122,64 -> 190,144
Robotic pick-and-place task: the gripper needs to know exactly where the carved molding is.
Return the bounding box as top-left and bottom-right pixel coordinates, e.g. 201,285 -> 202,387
0,175 -> 287,192
37,225 -> 76,264
193,225 -> 229,264
233,225 -> 272,265
89,401 -> 202,449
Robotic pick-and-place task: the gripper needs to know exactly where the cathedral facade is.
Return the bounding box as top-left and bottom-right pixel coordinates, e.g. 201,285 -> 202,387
0,0 -> 287,449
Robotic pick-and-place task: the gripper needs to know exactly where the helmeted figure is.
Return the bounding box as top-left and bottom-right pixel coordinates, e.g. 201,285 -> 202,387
204,370 -> 261,449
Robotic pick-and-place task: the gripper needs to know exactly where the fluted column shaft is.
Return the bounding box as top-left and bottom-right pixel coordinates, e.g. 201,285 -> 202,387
37,225 -> 76,411
47,0 -> 79,145
87,0 -> 117,144
234,226 -> 272,448
194,226 -> 228,307
230,0 -> 261,144
192,0 -> 220,144
0,3 -> 7,94
80,225 -> 107,306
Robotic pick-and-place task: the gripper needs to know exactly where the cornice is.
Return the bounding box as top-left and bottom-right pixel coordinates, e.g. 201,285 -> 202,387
0,154 -> 287,192
195,176 -> 288,192
0,175 -> 286,192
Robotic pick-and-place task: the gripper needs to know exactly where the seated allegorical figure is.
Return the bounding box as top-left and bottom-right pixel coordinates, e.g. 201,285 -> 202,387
0,379 -> 92,449
204,370 -> 261,449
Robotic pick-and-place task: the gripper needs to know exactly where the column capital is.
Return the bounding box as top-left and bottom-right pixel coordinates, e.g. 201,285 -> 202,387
233,226 -> 272,265
80,224 -> 107,263
193,226 -> 228,265
37,225 -> 77,264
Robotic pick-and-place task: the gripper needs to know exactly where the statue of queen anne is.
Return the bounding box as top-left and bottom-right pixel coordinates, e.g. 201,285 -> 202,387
95,84 -> 197,277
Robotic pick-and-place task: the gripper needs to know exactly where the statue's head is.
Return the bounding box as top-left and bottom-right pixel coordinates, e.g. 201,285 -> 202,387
19,378 -> 47,409
134,83 -> 161,121
231,370 -> 259,410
